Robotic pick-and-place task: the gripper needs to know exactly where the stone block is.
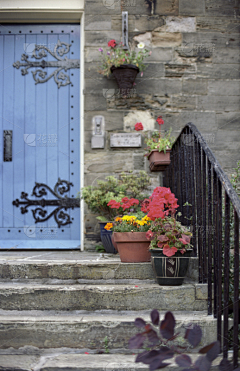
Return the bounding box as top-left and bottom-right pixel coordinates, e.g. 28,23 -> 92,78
208,81 -> 240,96
85,152 -> 134,173
133,31 -> 152,47
179,0 -> 205,16
212,48 -> 240,64
85,48 -> 103,63
197,64 -> 240,79
205,0 -> 239,17
183,79 -> 208,95
135,78 -> 182,95
197,96 -> 240,112
217,112 -> 240,131
170,95 -> 197,110
133,153 -> 145,170
145,47 -> 173,62
196,17 -> 240,33
85,31 -> 121,47
111,15 -> 136,32
155,0 -> 179,16
165,63 -> 196,78
134,15 -> 165,32
137,63 -> 165,79
85,14 -> 112,30
182,31 -> 240,50
85,111 -> 124,132
85,0 -> 121,15
156,16 -> 196,32
85,94 -> 107,111
85,78 -> 118,96
152,32 -> 182,47
157,111 -> 217,132
122,1 -> 150,15
123,110 -> 155,131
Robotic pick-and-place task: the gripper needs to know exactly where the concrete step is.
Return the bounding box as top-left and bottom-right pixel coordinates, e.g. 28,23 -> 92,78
0,282 -> 208,311
0,310 -> 217,350
0,350 -> 225,370
0,252 -> 198,282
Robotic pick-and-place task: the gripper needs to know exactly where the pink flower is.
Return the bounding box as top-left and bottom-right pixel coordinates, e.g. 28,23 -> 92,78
141,72 -> 143,77
146,230 -> 154,240
163,245 -> 178,257
134,122 -> 144,131
122,58 -> 125,62
108,39 -> 117,48
99,48 -> 103,52
179,235 -> 191,245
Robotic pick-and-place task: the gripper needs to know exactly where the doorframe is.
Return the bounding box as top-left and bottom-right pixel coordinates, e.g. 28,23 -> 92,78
0,0 -> 85,251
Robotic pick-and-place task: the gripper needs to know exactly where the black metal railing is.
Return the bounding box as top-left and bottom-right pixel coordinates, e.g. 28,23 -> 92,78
163,123 -> 240,368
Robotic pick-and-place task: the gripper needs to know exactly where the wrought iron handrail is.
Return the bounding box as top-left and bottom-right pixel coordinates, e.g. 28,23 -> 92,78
163,123 -> 239,368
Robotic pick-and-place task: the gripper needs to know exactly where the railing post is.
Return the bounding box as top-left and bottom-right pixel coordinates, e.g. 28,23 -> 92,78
223,191 -> 230,358
233,211 -> 239,368
207,159 -> 213,315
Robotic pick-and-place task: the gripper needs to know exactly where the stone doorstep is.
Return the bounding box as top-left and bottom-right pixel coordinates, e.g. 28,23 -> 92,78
0,254 -> 199,282
0,282 -> 208,311
0,310 -> 217,350
0,352 -> 226,371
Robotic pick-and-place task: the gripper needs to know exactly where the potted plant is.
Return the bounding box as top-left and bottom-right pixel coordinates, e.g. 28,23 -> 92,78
143,186 -> 193,285
79,171 -> 151,253
98,39 -> 150,98
134,117 -> 175,172
108,213 -> 152,263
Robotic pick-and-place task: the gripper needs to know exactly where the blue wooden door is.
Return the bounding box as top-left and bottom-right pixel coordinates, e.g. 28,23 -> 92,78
0,24 -> 81,249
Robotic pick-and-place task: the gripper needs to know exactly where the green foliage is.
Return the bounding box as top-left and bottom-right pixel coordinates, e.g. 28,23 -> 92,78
95,244 -> 105,253
98,42 -> 149,77
79,171 -> 151,220
104,336 -> 109,354
144,129 -> 175,155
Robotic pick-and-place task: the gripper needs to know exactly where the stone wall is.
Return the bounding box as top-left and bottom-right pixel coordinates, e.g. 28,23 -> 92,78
83,0 -> 240,247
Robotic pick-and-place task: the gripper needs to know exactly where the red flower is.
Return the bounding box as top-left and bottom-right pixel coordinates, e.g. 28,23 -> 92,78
134,122 -> 144,131
179,234 -> 191,245
163,245 -> 178,257
141,198 -> 150,213
108,39 -> 117,48
156,116 -> 164,125
107,200 -> 121,209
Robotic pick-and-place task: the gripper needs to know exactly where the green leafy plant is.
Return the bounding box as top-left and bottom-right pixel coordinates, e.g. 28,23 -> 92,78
134,117 -> 175,155
79,171 -> 151,222
104,336 -> 109,354
98,40 -> 150,77
129,309 -> 240,371
95,244 -> 105,253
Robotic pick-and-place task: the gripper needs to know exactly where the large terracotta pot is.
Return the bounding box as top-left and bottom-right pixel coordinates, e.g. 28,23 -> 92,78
110,64 -> 139,98
151,249 -> 193,285
112,232 -> 151,263
147,149 -> 171,172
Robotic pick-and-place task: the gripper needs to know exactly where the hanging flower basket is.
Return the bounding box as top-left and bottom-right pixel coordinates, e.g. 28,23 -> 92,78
110,64 -> 139,98
147,149 -> 171,172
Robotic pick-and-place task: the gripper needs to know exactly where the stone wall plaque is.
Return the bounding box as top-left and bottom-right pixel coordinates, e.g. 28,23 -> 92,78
110,133 -> 142,147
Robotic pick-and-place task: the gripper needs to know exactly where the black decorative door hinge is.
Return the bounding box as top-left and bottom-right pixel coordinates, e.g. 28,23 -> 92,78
12,178 -> 80,228
13,40 -> 80,88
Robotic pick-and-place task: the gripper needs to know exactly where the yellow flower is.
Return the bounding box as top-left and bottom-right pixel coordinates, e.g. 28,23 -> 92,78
115,217 -> 122,222
136,220 -> 145,226
104,223 -> 113,230
143,215 -> 151,221
122,215 -> 136,221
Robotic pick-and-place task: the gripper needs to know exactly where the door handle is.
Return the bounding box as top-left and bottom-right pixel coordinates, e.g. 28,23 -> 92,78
4,130 -> 12,162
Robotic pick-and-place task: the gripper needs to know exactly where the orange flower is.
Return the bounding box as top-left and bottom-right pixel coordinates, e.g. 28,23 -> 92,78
104,223 -> 113,230
115,217 -> 122,222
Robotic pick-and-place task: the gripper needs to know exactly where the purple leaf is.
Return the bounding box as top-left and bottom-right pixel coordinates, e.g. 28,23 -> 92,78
205,341 -> 220,362
151,309 -> 160,326
136,350 -> 160,364
185,325 -> 202,347
149,359 -> 171,371
147,328 -> 160,345
134,317 -> 146,328
129,333 -> 145,349
160,311 -> 176,340
175,354 -> 192,367
194,355 -> 211,371
219,358 -> 234,371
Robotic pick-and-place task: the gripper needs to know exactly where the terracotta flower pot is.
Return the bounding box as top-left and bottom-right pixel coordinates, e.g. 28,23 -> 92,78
147,149 -> 171,172
112,232 -> 151,263
151,248 -> 193,285
110,64 -> 139,98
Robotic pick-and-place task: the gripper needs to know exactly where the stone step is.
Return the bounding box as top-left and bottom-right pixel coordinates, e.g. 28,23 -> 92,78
0,351 -> 224,370
0,310 -> 217,350
0,252 -> 198,282
0,282 -> 208,311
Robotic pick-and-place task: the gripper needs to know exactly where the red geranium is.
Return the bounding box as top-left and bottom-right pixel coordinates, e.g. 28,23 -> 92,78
163,245 -> 178,257
134,122 -> 144,131
156,116 -> 164,125
108,39 -> 117,48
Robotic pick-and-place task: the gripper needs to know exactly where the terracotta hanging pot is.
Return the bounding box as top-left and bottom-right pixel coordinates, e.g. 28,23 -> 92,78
151,249 -> 193,286
147,149 -> 171,172
112,232 -> 151,263
110,64 -> 139,98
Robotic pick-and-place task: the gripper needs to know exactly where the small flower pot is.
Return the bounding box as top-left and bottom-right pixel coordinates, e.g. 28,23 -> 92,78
99,222 -> 117,254
147,149 -> 171,172
110,64 -> 139,98
112,232 -> 151,263
150,248 -> 193,285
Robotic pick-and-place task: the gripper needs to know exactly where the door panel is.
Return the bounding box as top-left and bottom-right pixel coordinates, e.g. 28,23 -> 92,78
0,24 -> 80,249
